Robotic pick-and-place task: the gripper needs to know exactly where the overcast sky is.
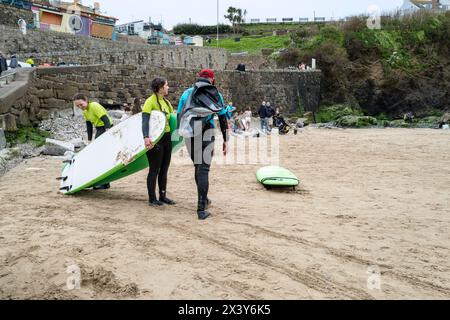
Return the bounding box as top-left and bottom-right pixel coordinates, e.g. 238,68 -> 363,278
81,0 -> 404,28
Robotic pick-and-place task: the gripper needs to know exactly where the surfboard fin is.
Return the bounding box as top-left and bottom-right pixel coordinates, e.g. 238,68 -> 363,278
56,176 -> 68,182
59,186 -> 71,191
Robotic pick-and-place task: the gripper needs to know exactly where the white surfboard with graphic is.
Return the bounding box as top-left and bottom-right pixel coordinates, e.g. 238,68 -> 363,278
59,111 -> 167,195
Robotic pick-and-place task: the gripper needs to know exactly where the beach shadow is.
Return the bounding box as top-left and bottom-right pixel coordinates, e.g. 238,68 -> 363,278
72,189 -> 146,203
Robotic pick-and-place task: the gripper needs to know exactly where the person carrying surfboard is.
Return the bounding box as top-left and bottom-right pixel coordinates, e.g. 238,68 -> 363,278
177,69 -> 230,220
142,77 -> 176,207
73,93 -> 113,190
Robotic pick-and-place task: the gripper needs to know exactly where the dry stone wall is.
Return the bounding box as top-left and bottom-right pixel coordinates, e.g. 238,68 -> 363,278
0,65 -> 321,131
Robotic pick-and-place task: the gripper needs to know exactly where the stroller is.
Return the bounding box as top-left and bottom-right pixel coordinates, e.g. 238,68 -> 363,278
273,115 -> 292,135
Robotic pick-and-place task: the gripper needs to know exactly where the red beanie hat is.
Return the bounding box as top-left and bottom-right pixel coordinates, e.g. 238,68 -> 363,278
198,69 -> 215,81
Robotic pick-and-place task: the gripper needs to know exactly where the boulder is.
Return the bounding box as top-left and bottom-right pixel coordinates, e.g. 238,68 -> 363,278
64,151 -> 76,161
37,109 -> 50,120
43,139 -> 75,156
0,128 -> 6,150
108,110 -> 125,119
303,112 -> 315,124
49,108 -> 75,119
0,114 -> 18,132
19,110 -> 31,126
295,119 -> 305,128
440,112 -> 450,125
70,138 -> 85,149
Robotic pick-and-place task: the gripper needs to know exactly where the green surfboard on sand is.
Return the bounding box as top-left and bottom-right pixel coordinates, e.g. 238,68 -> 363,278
256,166 -> 300,190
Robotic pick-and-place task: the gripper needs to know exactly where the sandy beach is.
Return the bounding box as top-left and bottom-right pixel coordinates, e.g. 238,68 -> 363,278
0,127 -> 449,300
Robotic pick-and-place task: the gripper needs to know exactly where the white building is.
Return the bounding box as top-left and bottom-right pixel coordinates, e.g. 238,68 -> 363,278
115,20 -> 163,40
192,36 -> 204,47
400,0 -> 450,14
115,20 -> 145,36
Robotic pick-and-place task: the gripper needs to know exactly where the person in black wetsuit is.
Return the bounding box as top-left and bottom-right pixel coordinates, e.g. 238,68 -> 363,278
177,69 -> 230,220
142,77 -> 176,207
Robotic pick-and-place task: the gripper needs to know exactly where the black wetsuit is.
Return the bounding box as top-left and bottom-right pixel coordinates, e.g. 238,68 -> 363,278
142,113 -> 173,203
186,115 -> 229,213
86,115 -> 112,141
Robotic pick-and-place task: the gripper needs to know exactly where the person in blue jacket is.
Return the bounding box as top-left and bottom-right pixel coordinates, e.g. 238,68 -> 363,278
225,102 -> 236,120
178,69 -> 229,220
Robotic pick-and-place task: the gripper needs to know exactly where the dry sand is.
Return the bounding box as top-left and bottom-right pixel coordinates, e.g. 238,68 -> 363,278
0,128 -> 449,300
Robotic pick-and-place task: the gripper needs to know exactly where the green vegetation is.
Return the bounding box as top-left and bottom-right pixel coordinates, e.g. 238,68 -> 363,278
240,22 -> 325,35
389,116 -> 441,128
205,35 -> 290,54
193,12 -> 450,119
5,127 -> 50,147
224,6 -> 247,34
312,105 -> 441,128
336,116 -> 378,128
173,24 -> 232,35
315,104 -> 364,123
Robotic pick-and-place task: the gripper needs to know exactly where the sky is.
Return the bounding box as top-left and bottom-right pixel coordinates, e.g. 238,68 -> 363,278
80,0 -> 405,28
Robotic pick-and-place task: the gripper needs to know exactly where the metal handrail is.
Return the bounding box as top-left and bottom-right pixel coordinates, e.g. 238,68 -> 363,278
0,70 -> 17,87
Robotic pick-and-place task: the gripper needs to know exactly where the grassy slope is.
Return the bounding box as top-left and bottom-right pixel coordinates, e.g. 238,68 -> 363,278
240,22 -> 324,34
204,35 -> 289,54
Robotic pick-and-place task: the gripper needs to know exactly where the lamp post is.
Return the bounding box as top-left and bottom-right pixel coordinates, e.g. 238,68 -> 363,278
217,0 -> 219,48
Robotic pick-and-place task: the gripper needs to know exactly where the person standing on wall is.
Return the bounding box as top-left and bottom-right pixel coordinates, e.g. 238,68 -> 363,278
9,55 -> 19,69
73,93 -> 113,190
142,77 -> 176,207
26,56 -> 35,67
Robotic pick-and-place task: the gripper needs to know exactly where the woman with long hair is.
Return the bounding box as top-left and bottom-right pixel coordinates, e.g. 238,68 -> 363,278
142,77 -> 176,206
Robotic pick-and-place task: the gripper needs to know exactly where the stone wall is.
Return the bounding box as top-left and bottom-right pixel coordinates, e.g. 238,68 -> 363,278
0,24 -> 227,69
218,70 -> 321,115
0,69 -> 34,131
0,65 -> 321,131
226,54 -> 275,71
0,3 -> 34,28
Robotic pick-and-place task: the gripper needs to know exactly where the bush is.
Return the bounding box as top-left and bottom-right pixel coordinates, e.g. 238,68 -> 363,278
389,119 -> 411,128
5,127 -> 50,147
299,40 -> 351,104
336,116 -> 378,128
377,120 -> 390,127
316,104 -> 363,123
317,25 -> 344,46
416,116 -> 441,127
173,24 -> 232,35
275,48 -> 301,68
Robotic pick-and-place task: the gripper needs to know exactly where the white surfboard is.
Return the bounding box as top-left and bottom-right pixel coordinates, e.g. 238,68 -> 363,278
59,111 -> 167,195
